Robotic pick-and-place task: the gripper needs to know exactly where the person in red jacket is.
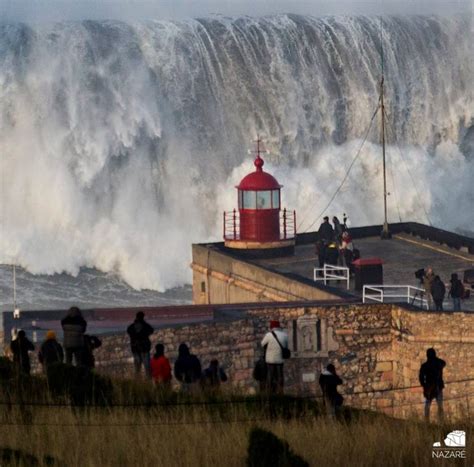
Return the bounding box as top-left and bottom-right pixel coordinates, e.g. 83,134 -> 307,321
150,343 -> 172,388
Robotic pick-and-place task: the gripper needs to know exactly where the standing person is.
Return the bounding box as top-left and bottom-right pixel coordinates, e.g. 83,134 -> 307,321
431,276 -> 446,311
61,306 -> 87,366
202,359 -> 228,389
261,320 -> 289,395
317,216 -> 334,268
10,330 -> 35,375
319,364 -> 343,416
332,216 -> 343,244
150,343 -> 172,388
253,351 -> 268,394
82,335 -> 102,370
174,343 -> 202,392
127,311 -> 154,378
340,231 -> 354,268
38,330 -> 64,373
419,348 -> 446,422
423,268 -> 435,310
448,273 -> 464,311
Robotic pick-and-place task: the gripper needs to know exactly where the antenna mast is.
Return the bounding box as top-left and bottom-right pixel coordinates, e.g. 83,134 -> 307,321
380,21 -> 391,239
13,264 -> 17,310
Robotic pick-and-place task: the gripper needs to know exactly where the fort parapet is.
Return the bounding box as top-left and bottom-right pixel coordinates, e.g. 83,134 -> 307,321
2,222 -> 473,420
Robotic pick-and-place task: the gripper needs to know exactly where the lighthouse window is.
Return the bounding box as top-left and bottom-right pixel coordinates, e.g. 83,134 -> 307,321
243,191 -> 257,209
272,190 -> 280,209
256,191 -> 272,209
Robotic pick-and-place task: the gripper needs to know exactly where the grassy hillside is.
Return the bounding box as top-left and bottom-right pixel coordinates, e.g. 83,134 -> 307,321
0,362 -> 472,466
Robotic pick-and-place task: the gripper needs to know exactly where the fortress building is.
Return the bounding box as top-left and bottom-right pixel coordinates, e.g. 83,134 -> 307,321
2,152 -> 474,420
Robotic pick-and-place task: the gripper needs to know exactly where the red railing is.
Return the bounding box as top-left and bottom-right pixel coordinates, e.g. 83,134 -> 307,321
223,209 -> 296,241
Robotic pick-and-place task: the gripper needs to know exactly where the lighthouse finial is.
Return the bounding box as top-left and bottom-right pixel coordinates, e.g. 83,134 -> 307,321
254,136 -> 264,172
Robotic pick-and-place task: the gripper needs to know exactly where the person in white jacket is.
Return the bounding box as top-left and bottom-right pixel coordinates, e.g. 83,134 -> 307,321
261,320 -> 288,394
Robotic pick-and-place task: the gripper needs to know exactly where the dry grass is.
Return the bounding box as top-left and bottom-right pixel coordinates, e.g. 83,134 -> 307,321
0,376 -> 473,466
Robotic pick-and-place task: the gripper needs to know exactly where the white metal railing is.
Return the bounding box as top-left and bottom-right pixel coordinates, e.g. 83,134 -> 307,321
362,285 -> 428,309
313,264 -> 350,290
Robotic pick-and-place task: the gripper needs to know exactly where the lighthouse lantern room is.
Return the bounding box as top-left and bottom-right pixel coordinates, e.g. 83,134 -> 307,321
223,140 -> 296,257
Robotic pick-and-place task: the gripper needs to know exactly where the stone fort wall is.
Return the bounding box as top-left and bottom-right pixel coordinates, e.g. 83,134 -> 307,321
94,303 -> 474,420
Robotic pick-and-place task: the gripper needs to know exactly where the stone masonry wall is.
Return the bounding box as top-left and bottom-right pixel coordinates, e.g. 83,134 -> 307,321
95,303 -> 395,411
390,307 -> 474,419
93,303 -> 474,420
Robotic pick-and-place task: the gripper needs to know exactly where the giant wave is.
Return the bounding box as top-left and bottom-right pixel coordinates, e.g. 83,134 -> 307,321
0,15 -> 472,290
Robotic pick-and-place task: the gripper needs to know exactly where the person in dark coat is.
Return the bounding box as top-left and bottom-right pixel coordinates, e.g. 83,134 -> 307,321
431,276 -> 446,311
174,343 -> 202,392
419,348 -> 446,421
82,335 -> 102,370
10,330 -> 35,375
127,311 -> 154,378
317,216 -> 334,268
319,364 -> 343,416
448,273 -> 464,311
61,306 -> 87,366
38,330 -> 64,372
332,216 -> 343,243
202,359 -> 228,388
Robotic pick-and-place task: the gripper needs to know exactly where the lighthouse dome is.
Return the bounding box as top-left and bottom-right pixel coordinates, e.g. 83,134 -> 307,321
237,155 -> 282,190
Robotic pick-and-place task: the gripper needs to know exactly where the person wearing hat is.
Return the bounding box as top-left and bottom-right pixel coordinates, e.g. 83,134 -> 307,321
261,320 -> 289,395
38,330 -> 64,373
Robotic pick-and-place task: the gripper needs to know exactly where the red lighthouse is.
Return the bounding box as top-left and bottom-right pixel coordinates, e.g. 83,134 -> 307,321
223,140 -> 296,256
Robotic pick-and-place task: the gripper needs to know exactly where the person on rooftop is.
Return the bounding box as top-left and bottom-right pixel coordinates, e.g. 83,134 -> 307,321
448,273 -> 464,311
431,276 -> 446,311
332,216 -> 343,243
340,231 -> 354,268
423,268 -> 435,310
317,216 -> 334,268
419,348 -> 445,422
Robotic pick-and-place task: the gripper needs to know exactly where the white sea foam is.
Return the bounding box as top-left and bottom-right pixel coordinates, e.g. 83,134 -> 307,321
0,16 -> 472,291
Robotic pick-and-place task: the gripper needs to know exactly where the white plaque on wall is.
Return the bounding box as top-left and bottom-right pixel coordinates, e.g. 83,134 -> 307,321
302,372 -> 316,383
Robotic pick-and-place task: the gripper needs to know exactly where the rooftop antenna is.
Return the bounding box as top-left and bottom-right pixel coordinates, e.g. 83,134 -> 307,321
13,264 -> 20,319
379,18 -> 391,239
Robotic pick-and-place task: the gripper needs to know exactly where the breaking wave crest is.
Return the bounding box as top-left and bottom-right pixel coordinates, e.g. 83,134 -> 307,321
0,15 -> 472,290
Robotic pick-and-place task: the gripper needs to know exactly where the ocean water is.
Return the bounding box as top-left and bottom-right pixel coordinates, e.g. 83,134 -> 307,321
0,15 -> 472,308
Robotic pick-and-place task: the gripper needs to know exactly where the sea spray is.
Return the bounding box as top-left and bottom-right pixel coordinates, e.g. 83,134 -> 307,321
0,15 -> 472,291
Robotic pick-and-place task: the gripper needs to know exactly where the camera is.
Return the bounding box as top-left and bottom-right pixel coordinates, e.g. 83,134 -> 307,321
415,268 -> 425,281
